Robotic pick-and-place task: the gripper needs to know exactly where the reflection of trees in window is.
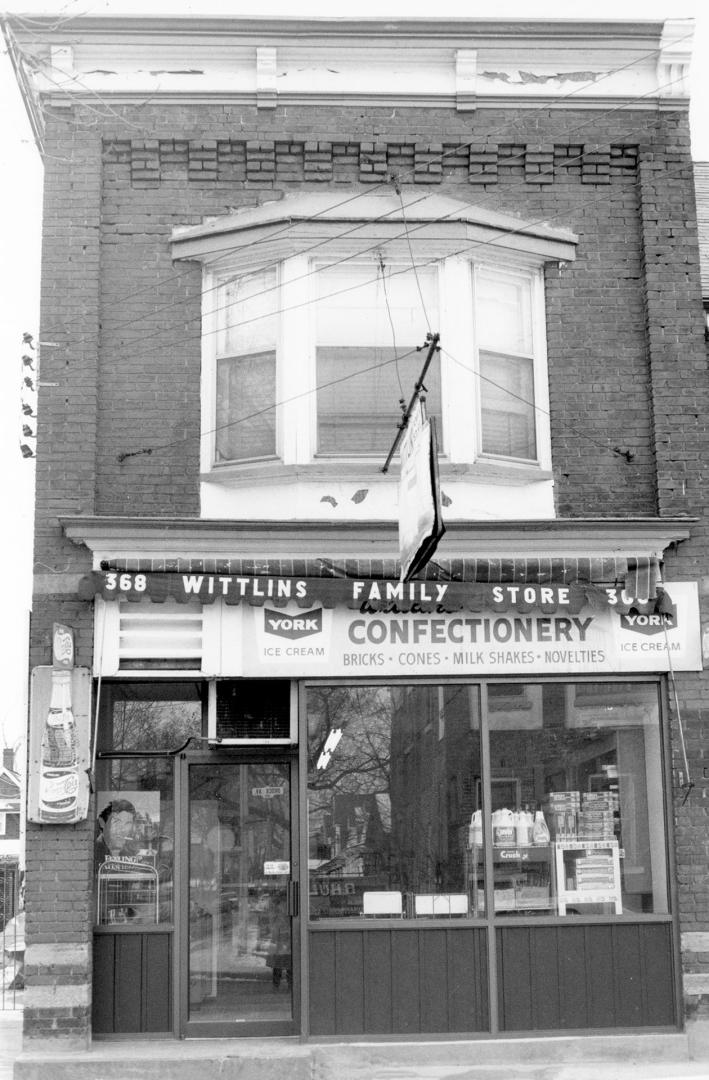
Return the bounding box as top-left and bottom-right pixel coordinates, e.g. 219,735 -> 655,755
307,685 -> 481,899
110,700 -> 201,752
307,687 -> 393,879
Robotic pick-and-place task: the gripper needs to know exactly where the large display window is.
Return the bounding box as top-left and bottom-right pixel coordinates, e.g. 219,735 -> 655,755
306,680 -> 668,921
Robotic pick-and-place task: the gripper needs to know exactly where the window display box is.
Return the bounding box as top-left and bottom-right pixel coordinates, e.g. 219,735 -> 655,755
554,840 -> 622,915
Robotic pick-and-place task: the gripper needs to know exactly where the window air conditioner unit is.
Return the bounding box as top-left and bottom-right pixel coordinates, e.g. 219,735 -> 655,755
207,679 -> 296,744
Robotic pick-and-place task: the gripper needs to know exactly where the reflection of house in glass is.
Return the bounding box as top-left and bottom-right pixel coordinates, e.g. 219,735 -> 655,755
310,793 -> 393,918
390,687 -> 480,899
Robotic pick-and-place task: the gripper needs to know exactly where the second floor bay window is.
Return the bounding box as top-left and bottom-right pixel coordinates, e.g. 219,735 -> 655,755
172,193 -> 577,480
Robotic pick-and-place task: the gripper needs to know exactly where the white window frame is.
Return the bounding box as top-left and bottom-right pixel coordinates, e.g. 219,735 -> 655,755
202,252 -> 550,473
172,192 -> 575,481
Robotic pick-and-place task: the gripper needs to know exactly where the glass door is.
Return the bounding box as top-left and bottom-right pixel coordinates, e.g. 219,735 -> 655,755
182,755 -> 298,1036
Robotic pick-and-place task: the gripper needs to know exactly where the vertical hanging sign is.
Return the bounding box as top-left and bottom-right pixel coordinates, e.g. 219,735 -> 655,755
398,397 -> 445,582
27,624 -> 91,824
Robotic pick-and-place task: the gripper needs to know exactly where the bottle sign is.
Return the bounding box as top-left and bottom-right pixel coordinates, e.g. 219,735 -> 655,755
38,670 -> 79,821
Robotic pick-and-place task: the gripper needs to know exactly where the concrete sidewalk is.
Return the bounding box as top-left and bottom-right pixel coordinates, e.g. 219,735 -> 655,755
5,1030 -> 709,1080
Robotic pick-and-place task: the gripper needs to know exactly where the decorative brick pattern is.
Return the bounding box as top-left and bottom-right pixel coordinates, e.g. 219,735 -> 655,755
276,141 -> 303,182
304,141 -> 333,181
525,143 -> 554,185
582,144 -> 611,184
468,142 -> 497,185
414,143 -> 443,183
246,140 -> 275,183
358,141 -> 387,183
107,137 -> 643,189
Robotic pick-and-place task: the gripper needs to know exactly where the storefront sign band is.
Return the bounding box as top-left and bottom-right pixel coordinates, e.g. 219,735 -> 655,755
79,570 -> 668,617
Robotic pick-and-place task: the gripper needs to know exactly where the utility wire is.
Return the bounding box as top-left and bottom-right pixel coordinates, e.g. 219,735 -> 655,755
8,24 -> 690,342
111,151 -> 697,466
100,141 -> 689,369
378,254 -> 406,401
118,341 -> 423,462
440,347 -> 636,465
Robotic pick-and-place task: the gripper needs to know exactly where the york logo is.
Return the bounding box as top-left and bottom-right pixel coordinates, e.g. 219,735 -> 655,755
621,605 -> 676,636
264,608 -> 323,640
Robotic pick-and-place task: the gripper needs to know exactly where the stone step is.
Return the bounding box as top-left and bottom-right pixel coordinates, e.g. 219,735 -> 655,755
12,1032 -> 697,1080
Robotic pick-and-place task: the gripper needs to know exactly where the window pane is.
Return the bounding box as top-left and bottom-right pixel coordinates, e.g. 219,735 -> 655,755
216,269 -> 277,463
486,682 -> 667,917
216,350 -> 276,462
94,758 -> 175,926
316,265 -> 440,455
307,685 -> 482,919
98,682 -> 203,752
217,270 -> 277,358
480,351 -> 536,460
317,347 -> 441,454
476,269 -> 533,356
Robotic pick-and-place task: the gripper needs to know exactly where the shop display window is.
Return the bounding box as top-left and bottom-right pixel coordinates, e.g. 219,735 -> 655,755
486,680 -> 668,917
307,684 -> 482,919
306,680 -> 668,921
94,682 -> 205,926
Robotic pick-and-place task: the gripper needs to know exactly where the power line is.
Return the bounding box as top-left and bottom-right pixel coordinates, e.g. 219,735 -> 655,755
441,347 -> 635,465
109,154 -> 697,466
117,341 -> 424,463
100,137 -> 687,369
10,26 -> 690,346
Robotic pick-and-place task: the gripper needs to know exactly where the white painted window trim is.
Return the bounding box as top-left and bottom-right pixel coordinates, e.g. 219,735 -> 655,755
202,250 -> 551,473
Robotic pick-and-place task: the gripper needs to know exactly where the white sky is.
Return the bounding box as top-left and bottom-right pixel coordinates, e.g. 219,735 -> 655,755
0,0 -> 706,751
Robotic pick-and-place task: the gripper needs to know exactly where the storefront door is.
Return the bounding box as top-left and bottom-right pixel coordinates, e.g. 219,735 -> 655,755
181,754 -> 299,1037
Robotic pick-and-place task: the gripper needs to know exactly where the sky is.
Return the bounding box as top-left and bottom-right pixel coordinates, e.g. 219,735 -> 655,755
0,0 -> 706,754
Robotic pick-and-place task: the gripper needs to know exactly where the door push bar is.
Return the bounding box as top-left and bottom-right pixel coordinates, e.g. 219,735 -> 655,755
287,880 -> 300,918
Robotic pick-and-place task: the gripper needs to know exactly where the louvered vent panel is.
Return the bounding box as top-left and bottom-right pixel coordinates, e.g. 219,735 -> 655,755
118,603 -> 203,670
216,680 -> 291,741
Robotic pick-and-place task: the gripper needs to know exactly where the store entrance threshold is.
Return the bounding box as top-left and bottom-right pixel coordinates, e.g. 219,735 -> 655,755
12,1031 -> 709,1080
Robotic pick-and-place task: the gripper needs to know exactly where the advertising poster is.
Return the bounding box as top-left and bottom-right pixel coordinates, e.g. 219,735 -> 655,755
27,665 -> 91,825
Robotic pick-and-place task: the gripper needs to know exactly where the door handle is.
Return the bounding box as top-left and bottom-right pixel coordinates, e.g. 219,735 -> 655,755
287,880 -> 299,918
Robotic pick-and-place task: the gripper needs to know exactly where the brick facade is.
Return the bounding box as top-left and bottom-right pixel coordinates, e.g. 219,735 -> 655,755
16,17 -> 709,1049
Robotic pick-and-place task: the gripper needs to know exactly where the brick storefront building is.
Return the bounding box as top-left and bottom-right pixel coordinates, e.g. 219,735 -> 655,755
5,13 -> 709,1065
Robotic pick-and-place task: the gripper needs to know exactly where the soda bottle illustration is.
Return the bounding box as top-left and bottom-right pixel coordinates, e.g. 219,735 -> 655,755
38,625 -> 79,822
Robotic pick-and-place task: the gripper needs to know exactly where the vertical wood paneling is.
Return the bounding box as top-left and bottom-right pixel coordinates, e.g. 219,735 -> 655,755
334,932 -> 365,1034
420,930 -> 449,1032
556,925 -> 588,1028
391,930 -> 422,1033
363,932 -> 393,1033
529,927 -> 561,1030
92,933 -> 173,1035
308,927 -> 489,1036
498,923 -> 676,1032
92,935 -> 115,1034
309,931 -> 336,1035
585,926 -> 616,1029
612,925 -> 643,1028
641,924 -> 677,1026
448,928 -> 489,1032
498,925 -> 532,1031
115,936 -> 143,1032
143,934 -> 172,1032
